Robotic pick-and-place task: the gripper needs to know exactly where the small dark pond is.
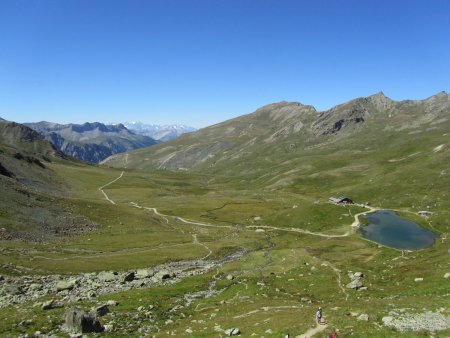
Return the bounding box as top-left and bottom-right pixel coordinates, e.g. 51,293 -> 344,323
358,210 -> 438,250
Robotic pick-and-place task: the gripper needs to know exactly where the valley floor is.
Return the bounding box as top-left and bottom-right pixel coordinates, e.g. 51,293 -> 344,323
1,163 -> 449,337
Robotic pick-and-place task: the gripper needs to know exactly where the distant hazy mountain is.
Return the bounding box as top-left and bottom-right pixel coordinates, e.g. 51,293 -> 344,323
123,122 -> 196,141
25,121 -> 158,164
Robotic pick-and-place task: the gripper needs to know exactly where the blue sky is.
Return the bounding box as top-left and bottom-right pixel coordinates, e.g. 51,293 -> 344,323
0,0 -> 449,127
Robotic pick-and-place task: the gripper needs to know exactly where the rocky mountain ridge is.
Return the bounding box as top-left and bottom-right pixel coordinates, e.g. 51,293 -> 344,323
103,91 -> 449,172
25,121 -> 158,163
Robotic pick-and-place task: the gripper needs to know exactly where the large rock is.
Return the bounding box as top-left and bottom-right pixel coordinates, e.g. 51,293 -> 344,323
444,272 -> 450,279
64,307 -> 103,334
358,314 -> 369,321
122,271 -> 135,283
98,271 -> 116,282
136,268 -> 154,279
56,279 -> 77,292
346,279 -> 364,289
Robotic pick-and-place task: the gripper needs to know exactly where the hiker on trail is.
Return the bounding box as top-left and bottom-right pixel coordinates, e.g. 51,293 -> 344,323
316,307 -> 323,324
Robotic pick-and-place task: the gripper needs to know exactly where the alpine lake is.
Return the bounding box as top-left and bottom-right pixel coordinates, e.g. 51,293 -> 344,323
358,210 -> 439,250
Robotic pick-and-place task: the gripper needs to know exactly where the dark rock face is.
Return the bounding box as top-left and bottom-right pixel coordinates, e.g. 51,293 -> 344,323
0,162 -> 14,178
64,307 -> 103,334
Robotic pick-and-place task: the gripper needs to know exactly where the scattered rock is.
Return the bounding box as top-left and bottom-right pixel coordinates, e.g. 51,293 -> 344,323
4,285 -> 23,295
225,328 -> 241,336
444,273 -> 450,279
353,272 -> 364,278
185,328 -> 193,334
382,316 -> 394,324
64,307 -> 103,334
382,311 -> 450,331
226,274 -> 235,281
358,314 -> 369,321
414,278 -> 423,282
265,328 -> 273,334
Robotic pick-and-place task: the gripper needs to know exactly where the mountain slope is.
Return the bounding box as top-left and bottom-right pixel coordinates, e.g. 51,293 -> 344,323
25,122 -> 158,163
0,121 -> 98,241
103,92 -> 450,179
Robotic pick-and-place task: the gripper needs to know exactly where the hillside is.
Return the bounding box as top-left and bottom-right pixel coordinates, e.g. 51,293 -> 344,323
0,121 -> 98,241
25,121 -> 158,163
104,92 -> 449,179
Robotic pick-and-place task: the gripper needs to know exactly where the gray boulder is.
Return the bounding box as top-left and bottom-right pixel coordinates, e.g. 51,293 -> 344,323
98,271 -> 116,282
56,279 -> 77,292
136,268 -> 154,279
64,307 -> 103,334
358,313 -> 369,321
346,279 -> 364,289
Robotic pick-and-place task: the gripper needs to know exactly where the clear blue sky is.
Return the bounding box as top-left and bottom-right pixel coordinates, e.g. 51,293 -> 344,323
1,0 -> 449,127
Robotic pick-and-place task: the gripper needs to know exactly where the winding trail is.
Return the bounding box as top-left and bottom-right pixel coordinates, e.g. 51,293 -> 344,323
98,171 -> 124,204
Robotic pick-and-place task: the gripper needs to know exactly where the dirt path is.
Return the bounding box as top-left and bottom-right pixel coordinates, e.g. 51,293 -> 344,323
295,323 -> 329,338
193,233 -> 213,260
351,204 -> 379,227
320,260 -> 348,300
247,224 -> 351,238
98,171 -> 124,204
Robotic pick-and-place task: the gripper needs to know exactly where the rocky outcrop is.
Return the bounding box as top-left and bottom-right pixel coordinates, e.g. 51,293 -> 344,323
64,307 -> 103,334
346,271 -> 366,290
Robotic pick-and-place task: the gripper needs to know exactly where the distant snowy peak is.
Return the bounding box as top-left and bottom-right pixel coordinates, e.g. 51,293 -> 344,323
123,122 -> 196,141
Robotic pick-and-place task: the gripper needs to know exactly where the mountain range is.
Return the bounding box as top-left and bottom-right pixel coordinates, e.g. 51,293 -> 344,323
25,121 -> 158,164
123,122 -> 196,141
103,91 -> 449,179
